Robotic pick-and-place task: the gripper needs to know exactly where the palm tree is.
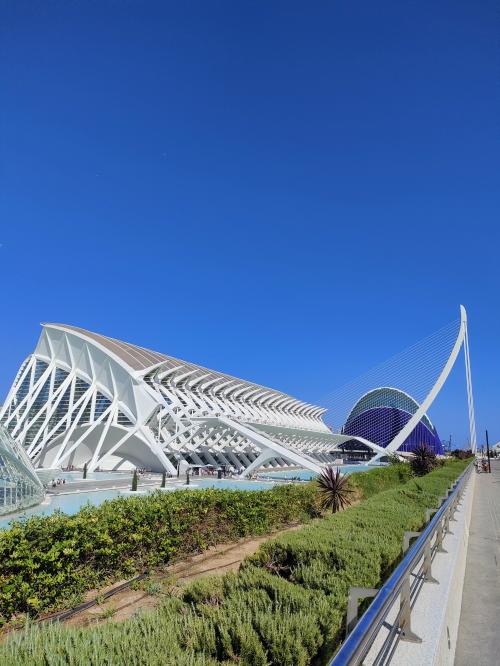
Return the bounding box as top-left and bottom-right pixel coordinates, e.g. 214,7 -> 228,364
410,443 -> 437,476
316,466 -> 354,513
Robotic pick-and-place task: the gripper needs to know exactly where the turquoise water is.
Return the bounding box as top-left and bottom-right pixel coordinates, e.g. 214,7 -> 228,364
0,478 -> 278,529
259,464 -> 377,481
47,471 -> 133,483
0,489 -> 124,529
187,478 -> 276,491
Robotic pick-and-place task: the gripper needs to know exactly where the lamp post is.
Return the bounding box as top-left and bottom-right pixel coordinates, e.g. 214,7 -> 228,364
486,430 -> 492,473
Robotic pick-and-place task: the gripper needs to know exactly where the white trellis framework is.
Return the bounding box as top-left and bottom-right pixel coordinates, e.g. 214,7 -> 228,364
0,324 -> 346,475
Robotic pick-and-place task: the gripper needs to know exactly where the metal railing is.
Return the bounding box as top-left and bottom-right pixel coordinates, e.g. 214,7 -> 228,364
329,463 -> 473,666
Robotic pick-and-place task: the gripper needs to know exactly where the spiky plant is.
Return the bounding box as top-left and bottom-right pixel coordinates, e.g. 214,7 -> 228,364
410,443 -> 437,476
316,466 -> 354,513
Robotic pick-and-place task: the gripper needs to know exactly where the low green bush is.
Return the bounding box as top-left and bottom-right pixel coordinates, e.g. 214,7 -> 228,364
0,483 -> 318,624
0,460 -> 469,665
0,462 -> 416,624
348,462 -> 413,499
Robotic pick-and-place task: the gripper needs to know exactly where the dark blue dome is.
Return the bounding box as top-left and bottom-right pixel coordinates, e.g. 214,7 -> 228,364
343,388 -> 443,455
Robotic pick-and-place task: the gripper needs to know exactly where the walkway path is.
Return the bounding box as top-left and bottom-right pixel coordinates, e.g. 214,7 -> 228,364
455,459 -> 500,666
64,522 -> 304,628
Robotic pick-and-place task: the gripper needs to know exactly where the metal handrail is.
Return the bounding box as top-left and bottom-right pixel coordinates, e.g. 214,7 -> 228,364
329,462 -> 472,666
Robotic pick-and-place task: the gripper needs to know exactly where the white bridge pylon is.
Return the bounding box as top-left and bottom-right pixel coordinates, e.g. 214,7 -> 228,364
366,305 -> 476,462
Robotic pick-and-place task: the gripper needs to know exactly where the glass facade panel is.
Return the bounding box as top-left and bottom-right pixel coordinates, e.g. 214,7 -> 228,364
0,426 -> 45,516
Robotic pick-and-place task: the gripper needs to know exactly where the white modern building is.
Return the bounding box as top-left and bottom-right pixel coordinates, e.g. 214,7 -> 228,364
0,308 -> 475,477
0,324 -> 348,476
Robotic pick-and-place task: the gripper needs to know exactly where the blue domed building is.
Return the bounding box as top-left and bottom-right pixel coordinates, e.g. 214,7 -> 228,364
342,387 -> 443,455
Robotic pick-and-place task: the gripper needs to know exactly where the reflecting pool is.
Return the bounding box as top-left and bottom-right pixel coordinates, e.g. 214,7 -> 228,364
0,477 -> 278,529
259,464 -> 379,481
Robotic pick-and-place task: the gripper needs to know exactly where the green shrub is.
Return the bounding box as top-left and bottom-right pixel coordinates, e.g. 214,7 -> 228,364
410,443 -> 437,476
0,460 -> 469,665
348,462 -> 413,499
0,483 -> 318,624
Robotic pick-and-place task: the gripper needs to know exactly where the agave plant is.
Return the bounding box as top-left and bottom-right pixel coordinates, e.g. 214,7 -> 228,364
316,466 -> 354,513
410,443 -> 437,476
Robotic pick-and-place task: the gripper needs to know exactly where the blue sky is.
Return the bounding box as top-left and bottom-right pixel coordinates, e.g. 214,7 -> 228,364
0,1 -> 498,447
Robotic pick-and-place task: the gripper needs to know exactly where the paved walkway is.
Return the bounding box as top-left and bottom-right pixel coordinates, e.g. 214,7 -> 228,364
455,459 -> 500,666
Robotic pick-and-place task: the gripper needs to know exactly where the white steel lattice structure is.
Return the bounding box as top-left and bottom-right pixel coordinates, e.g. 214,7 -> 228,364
0,324 -> 350,476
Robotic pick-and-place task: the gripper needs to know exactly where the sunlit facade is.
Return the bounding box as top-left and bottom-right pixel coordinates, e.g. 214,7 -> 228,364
0,324 -> 346,475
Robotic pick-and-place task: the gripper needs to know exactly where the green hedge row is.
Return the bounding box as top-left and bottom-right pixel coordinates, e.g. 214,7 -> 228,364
0,463 -> 416,624
0,483 -> 319,623
348,462 -> 413,499
0,460 -> 469,665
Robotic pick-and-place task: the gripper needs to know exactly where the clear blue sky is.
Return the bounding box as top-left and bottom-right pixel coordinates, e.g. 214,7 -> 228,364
0,1 -> 498,447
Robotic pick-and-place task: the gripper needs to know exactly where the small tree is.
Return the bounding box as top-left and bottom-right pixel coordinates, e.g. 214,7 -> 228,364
83,462 -> 88,479
410,443 -> 437,476
131,469 -> 138,492
161,471 -> 166,488
316,466 -> 353,514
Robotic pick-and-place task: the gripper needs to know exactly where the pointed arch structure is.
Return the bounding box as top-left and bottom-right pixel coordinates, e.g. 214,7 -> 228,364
341,305 -> 476,461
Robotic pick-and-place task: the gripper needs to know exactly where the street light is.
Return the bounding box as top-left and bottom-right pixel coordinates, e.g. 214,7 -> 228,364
485,429 -> 492,473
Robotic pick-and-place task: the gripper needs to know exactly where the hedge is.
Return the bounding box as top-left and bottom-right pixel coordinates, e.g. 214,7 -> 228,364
0,483 -> 319,624
0,460 -> 469,665
347,462 -> 413,499
0,463 -> 416,624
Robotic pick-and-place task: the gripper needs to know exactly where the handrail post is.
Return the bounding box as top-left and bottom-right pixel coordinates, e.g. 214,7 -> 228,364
423,538 -> 438,583
403,531 -> 421,554
450,494 -> 459,521
435,516 -> 447,553
399,574 -> 422,643
346,587 -> 378,637
444,506 -> 454,535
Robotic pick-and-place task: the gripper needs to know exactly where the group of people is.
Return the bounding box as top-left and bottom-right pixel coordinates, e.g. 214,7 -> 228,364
189,464 -> 248,479
474,458 -> 490,473
49,478 -> 66,488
